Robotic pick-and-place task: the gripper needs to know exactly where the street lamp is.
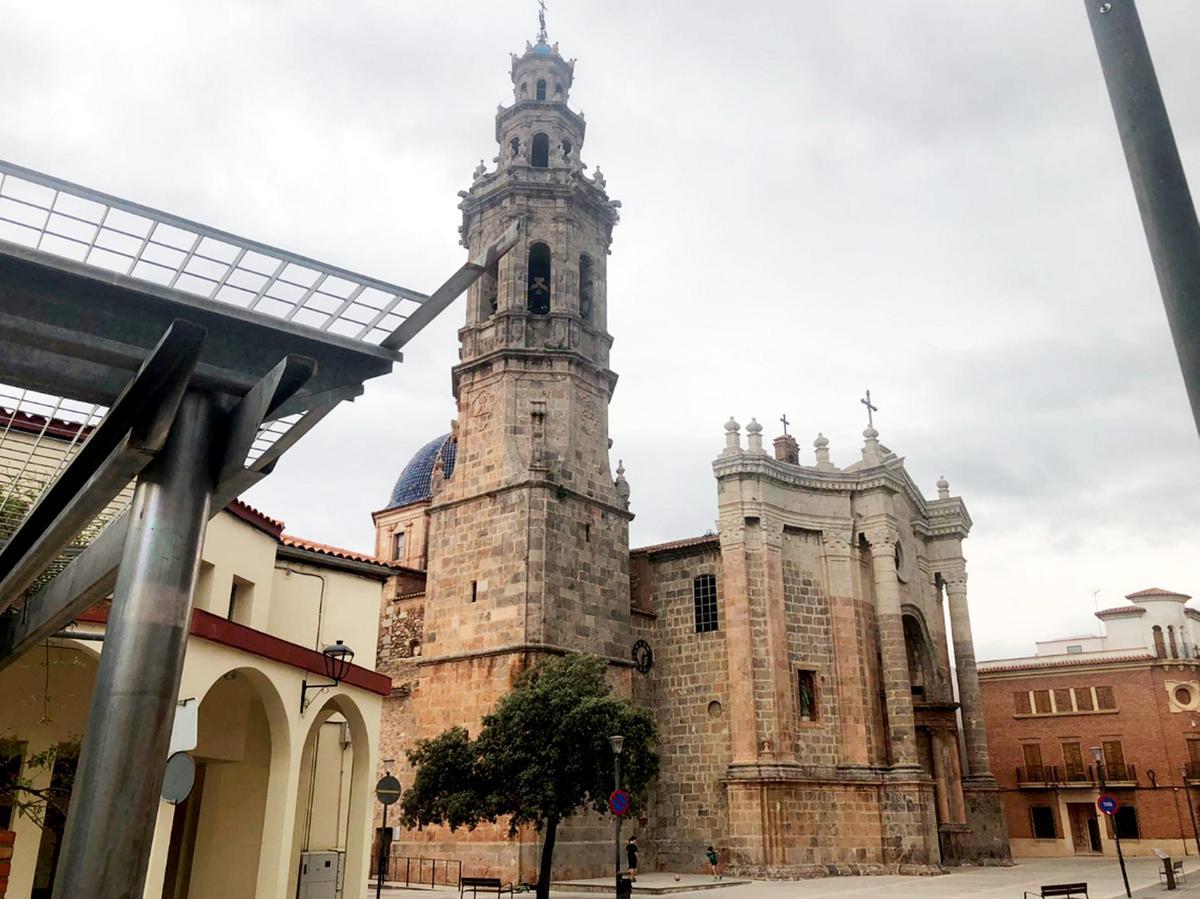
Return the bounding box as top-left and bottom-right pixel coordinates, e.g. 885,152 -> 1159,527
1092,746 -> 1131,898
301,639 -> 355,712
610,736 -> 626,899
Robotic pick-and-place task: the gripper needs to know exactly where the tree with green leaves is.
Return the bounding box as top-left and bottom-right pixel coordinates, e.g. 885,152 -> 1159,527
0,737 -> 79,831
402,653 -> 657,899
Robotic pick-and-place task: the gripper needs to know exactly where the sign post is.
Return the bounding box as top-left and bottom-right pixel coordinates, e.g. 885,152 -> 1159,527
1097,793 -> 1131,897
376,774 -> 402,899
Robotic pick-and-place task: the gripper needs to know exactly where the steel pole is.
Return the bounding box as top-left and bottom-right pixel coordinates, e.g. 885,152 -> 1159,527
614,753 -> 622,892
377,803 -> 388,899
1084,0 -> 1200,435
51,391 -> 216,899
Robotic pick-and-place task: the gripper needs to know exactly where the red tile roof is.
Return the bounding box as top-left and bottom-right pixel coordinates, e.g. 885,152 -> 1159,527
280,534 -> 398,568
0,406 -> 93,440
1126,587 -> 1191,600
1095,605 -> 1146,617
225,499 -> 285,539
631,534 -> 720,556
979,651 -> 1155,673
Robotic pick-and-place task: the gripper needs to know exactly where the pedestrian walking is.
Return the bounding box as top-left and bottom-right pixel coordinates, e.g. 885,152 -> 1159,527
626,836 -> 639,882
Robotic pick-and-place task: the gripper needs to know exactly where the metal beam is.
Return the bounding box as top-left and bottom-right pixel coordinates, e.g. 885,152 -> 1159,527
51,390 -> 217,899
382,218 -> 522,349
0,511 -> 126,672
0,320 -> 205,609
216,354 -> 315,488
1084,0 -> 1200,434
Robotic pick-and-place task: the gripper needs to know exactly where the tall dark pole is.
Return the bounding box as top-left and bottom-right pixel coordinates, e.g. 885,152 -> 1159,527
1094,750 -> 1132,898
1084,0 -> 1200,436
614,752 -> 622,883
377,802 -> 388,899
1183,769 -> 1200,859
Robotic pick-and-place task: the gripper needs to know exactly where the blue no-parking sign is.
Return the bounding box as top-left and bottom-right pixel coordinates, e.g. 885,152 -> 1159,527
1097,793 -> 1119,815
610,789 -> 631,816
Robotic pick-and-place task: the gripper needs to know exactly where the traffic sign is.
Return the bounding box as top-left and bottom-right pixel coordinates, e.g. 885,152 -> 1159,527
609,789 -> 630,816
1098,793 -> 1119,815
377,774 -> 402,806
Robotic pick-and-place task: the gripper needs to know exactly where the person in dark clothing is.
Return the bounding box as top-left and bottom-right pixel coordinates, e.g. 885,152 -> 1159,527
626,836 -> 639,881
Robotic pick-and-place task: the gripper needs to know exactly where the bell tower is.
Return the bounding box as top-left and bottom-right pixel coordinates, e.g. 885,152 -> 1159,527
421,25 -> 630,672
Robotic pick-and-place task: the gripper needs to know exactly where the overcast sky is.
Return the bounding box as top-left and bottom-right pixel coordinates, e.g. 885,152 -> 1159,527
4,1 -> 1198,661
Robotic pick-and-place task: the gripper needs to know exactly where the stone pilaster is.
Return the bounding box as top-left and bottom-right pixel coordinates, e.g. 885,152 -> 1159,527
867,526 -> 919,769
942,561 -> 992,780
824,529 -> 870,767
759,518 -> 796,764
720,520 -> 760,766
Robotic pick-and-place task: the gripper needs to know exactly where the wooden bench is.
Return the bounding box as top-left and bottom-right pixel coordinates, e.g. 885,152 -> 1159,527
1023,885 -> 1089,899
1155,847 -> 1187,885
460,876 -> 514,899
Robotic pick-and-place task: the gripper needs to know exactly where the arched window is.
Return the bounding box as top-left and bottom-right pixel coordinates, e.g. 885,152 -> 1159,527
527,242 -> 551,314
531,133 -> 550,168
536,79 -> 547,101
578,253 -> 594,320
693,574 -> 718,633
1153,625 -> 1167,659
1169,625 -> 1179,658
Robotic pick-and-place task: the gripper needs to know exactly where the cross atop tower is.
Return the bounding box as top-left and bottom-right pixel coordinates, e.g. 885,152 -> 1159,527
860,390 -> 878,429
779,413 -> 790,436
537,0 -> 548,42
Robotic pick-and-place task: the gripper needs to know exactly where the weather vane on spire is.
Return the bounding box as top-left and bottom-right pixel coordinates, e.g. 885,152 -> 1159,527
537,0 -> 548,42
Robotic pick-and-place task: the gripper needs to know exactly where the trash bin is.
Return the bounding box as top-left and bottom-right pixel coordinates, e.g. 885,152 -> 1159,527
616,872 -> 633,899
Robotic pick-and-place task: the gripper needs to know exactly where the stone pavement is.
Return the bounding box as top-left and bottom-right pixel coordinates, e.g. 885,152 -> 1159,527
368,857 -> 1200,899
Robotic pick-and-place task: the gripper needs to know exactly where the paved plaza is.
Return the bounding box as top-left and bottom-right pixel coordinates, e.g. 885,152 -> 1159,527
370,857 -> 1200,899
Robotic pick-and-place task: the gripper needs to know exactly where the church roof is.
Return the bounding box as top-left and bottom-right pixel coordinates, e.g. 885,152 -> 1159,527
631,534 -> 721,556
387,433 -> 457,509
1126,587 -> 1191,600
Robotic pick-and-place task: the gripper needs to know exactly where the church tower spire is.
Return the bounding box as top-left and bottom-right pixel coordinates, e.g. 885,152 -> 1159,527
425,31 -> 629,664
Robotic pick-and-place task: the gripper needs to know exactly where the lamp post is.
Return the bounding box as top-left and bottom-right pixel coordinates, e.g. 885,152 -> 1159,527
610,735 -> 625,898
1181,766 -> 1200,859
301,639 -> 355,712
1092,746 -> 1131,898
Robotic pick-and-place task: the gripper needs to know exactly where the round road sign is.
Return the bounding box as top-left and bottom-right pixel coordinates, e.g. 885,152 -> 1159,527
1097,793 -> 1119,815
609,789 -> 630,816
377,774 -> 402,806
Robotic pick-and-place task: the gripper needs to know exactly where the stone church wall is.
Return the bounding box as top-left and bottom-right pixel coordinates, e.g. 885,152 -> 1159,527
630,545 -> 730,873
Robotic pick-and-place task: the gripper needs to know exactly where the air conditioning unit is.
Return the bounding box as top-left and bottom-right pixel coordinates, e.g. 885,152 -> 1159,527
299,851 -> 341,899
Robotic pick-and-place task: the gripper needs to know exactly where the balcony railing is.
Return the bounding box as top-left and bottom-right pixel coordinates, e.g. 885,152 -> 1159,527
1015,763 -> 1137,787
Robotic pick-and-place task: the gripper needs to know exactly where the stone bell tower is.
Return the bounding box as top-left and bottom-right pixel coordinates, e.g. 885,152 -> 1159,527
418,25 -> 630,704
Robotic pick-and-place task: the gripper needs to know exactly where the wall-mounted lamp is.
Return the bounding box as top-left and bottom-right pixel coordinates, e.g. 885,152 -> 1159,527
301,639 -> 355,713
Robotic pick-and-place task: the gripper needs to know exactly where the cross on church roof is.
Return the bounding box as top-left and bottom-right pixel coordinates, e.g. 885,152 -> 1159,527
779,413 -> 789,436
537,0 -> 548,42
860,390 -> 878,429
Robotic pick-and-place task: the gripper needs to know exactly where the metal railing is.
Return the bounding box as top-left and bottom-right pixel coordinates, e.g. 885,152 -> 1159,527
1015,763 -> 1138,787
380,855 -> 463,889
0,159 -> 428,347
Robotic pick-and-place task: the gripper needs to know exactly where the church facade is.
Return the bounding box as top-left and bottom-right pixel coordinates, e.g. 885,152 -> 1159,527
373,27 -> 1009,881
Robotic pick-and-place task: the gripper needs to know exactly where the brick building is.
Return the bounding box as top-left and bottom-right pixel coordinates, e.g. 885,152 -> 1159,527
979,588 -> 1200,859
371,23 -> 1008,883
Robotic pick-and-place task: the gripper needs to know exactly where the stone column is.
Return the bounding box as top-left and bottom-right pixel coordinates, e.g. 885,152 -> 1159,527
867,526 -> 919,769
942,562 -> 992,779
721,523 -> 760,766
824,529 -> 870,766
929,729 -> 951,824
759,519 -> 796,764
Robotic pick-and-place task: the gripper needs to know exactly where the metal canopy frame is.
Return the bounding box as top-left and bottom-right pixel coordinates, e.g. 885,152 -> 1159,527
0,158 -> 522,898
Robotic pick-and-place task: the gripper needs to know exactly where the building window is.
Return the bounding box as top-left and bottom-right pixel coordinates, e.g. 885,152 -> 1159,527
1022,743 -> 1045,781
1062,741 -> 1086,780
531,132 -> 550,168
471,580 -> 478,603
578,254 -> 594,320
693,574 -> 718,633
479,258 -> 499,320
1053,688 -> 1073,713
1074,687 -> 1095,711
797,669 -> 818,722
227,576 -> 253,626
1095,686 -> 1117,711
393,530 -> 407,561
1113,806 -> 1140,839
1033,690 -> 1052,715
527,242 -> 551,313
1014,691 -> 1032,715
536,79 -> 547,101
1067,644 -> 1083,654
1154,625 -> 1167,659
1030,805 -> 1057,839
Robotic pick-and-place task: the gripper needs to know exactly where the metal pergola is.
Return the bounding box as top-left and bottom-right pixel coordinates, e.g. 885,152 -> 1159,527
0,157 -> 518,899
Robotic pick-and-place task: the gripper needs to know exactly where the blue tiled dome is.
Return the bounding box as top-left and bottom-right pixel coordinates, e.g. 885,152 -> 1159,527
387,434 -> 457,508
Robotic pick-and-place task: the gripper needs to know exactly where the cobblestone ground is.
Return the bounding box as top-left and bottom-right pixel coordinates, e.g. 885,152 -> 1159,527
368,857 -> 1200,899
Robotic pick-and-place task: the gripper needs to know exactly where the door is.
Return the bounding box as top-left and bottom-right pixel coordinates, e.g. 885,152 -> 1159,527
1068,803 -> 1102,854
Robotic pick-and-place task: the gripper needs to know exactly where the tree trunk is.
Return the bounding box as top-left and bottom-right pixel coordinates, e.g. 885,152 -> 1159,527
537,816 -> 558,899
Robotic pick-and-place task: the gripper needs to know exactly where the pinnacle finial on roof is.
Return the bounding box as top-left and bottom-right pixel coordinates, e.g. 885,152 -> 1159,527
537,0 -> 549,43
937,475 -> 950,500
